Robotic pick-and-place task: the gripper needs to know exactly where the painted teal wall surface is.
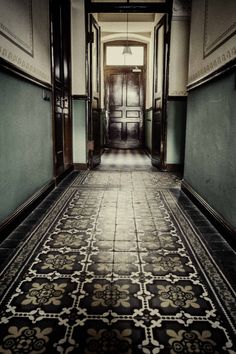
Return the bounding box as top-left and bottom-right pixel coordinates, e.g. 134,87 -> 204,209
184,71 -> 236,228
166,100 -> 187,164
0,71 -> 53,223
73,99 -> 87,163
145,109 -> 152,152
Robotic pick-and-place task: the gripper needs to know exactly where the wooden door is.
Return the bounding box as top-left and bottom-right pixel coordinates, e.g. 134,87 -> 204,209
152,15 -> 168,169
105,68 -> 144,149
51,0 -> 72,177
88,15 -> 101,167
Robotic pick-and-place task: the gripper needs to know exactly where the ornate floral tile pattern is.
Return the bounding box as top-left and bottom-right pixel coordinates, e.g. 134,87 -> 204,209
0,171 -> 236,353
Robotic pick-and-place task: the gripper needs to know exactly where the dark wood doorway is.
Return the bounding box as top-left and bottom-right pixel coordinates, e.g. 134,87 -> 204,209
104,41 -> 146,149
87,14 -> 102,167
50,0 -> 72,178
85,2 -> 171,162
151,15 -> 168,169
105,68 -> 144,149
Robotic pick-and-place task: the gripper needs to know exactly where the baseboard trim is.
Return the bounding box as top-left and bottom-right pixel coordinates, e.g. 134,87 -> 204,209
0,180 -> 55,240
74,163 -> 88,171
144,148 -> 151,157
165,163 -> 183,172
181,180 -> 236,250
55,165 -> 74,185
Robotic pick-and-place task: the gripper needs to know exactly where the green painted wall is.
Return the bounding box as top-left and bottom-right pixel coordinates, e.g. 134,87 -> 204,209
145,109 -> 152,152
166,100 -> 187,164
0,71 -> 53,223
73,99 -> 87,163
184,70 -> 236,228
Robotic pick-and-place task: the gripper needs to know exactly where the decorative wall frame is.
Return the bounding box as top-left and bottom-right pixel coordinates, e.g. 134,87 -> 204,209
0,0 -> 33,56
203,0 -> 236,58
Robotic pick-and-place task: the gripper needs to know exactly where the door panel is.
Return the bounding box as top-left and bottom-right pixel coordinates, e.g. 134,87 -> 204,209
127,122 -> 139,140
105,68 -> 144,149
110,123 -> 122,140
126,73 -> 141,107
151,15 -> 168,169
110,74 -> 123,106
54,89 -> 64,175
51,0 -> 72,177
88,15 -> 101,167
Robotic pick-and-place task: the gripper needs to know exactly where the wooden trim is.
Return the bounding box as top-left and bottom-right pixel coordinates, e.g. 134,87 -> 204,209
74,163 -> 88,171
0,181 -> 55,240
165,163 -> 183,172
187,59 -> 236,91
86,2 -> 170,14
0,57 -> 52,90
181,180 -> 236,250
55,165 -> 74,185
72,95 -> 89,100
49,0 -> 57,179
152,14 -> 170,171
168,96 -> 188,101
145,107 -> 153,113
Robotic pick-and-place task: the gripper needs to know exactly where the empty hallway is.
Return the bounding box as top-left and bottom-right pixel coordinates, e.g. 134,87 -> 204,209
1,0 -> 236,352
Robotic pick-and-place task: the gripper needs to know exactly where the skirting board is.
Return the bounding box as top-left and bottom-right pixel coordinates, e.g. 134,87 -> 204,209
181,180 -> 236,250
0,180 -> 55,240
55,165 -> 74,185
74,163 -> 88,171
165,164 -> 183,173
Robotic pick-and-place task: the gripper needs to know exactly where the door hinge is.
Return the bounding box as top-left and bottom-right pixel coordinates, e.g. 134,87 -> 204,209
88,32 -> 94,44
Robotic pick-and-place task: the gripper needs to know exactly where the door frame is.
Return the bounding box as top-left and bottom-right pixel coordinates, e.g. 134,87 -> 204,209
86,14 -> 102,168
50,0 -> 73,181
85,0 -> 172,165
152,14 -> 170,170
104,40 -> 147,148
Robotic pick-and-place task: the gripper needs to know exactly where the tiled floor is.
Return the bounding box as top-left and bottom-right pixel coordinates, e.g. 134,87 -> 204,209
97,149 -> 154,171
0,149 -> 236,353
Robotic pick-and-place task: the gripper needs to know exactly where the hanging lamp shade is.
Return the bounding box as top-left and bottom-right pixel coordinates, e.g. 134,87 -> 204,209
122,45 -> 132,55
123,13 -> 132,55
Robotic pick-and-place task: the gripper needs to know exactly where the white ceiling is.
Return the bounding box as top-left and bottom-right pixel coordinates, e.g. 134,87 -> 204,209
97,13 -> 163,35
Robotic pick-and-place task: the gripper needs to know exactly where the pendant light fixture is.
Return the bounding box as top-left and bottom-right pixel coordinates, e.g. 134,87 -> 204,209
122,13 -> 132,55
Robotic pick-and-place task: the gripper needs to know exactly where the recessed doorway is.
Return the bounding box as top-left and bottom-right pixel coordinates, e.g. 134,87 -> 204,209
104,41 -> 146,149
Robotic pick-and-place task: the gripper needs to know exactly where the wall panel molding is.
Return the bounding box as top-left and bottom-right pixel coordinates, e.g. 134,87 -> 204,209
189,47 -> 236,86
203,0 -> 236,58
72,94 -> 89,100
168,95 -> 187,101
0,0 -> 51,83
188,0 -> 236,88
0,0 -> 33,56
187,58 -> 236,91
0,57 -> 52,89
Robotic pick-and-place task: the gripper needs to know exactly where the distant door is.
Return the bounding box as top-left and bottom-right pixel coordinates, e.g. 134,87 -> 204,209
105,68 -> 144,149
51,0 -> 72,177
152,15 -> 168,169
88,15 -> 101,167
